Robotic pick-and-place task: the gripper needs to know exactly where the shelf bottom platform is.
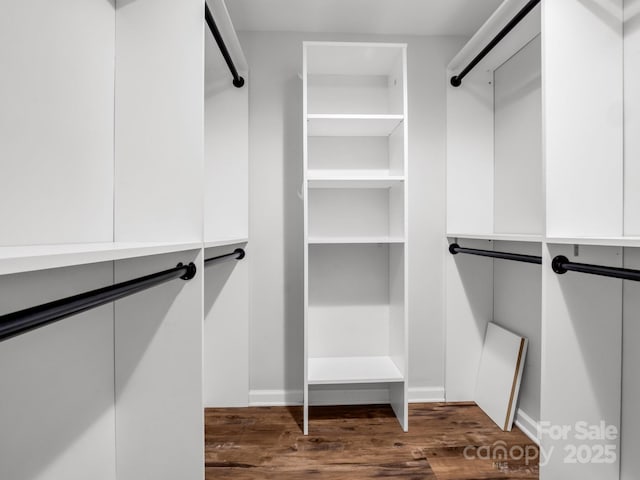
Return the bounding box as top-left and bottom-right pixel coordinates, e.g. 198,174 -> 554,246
308,356 -> 404,385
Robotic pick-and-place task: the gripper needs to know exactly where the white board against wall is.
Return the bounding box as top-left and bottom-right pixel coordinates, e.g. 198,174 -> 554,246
475,322 -> 528,431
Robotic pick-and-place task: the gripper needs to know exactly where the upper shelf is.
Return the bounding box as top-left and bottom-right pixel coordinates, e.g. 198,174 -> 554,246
307,114 -> 403,137
0,241 -> 203,276
447,233 -> 543,243
545,237 -> 640,248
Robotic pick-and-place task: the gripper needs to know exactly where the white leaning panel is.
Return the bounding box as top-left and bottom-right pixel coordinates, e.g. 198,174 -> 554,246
0,0 -> 115,246
474,322 -> 528,431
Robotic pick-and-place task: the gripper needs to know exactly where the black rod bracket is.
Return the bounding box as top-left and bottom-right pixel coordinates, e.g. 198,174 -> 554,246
551,255 -> 640,282
551,255 -> 569,274
178,262 -> 198,280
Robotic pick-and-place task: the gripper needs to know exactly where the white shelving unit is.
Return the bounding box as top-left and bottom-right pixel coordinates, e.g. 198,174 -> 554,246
303,41 -> 408,435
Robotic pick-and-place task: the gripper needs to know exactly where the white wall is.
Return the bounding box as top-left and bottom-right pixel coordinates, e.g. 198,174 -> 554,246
240,31 -> 466,403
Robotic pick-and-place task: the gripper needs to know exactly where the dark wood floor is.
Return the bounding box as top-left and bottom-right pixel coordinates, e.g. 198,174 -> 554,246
205,403 -> 539,479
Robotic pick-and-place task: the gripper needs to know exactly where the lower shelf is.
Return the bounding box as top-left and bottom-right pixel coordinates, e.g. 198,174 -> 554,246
308,356 -> 404,385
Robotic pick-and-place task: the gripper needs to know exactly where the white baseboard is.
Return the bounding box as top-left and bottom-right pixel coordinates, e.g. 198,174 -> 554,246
249,389 -> 302,406
249,386 -> 446,407
408,386 -> 445,403
515,408 -> 540,445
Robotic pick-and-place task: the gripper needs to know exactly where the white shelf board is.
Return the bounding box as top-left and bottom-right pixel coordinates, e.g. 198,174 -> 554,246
447,233 -> 543,243
308,356 -> 404,385
308,236 -> 404,245
0,241 -> 202,276
204,237 -> 248,249
307,114 -> 403,137
545,237 -> 640,248
308,176 -> 404,189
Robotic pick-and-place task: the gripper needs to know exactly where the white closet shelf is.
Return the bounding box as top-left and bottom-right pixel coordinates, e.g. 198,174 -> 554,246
308,356 -> 404,385
545,236 -> 640,247
308,236 -> 404,245
0,241 -> 202,276
308,176 -> 404,189
204,237 -> 249,249
447,233 -> 543,243
307,114 -> 404,137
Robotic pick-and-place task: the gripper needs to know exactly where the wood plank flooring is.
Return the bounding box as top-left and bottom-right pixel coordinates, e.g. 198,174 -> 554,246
205,403 -> 539,479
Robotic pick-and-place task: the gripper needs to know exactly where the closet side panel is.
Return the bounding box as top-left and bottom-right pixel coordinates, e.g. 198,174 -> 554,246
493,37 -> 542,235
540,244 -> 621,480
203,244 -> 249,407
492,241 -> 541,431
204,79 -> 249,241
0,0 -> 115,245
114,251 -> 203,480
114,0 -> 204,242
0,264 -> 116,480
621,248 -> 640,479
544,0 -> 624,237
445,238 -> 493,400
624,0 -> 640,234
446,71 -> 494,234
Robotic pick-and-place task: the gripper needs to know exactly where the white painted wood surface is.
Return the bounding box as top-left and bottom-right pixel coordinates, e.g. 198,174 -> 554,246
114,251 -> 204,480
540,244 -> 622,480
0,0 -> 115,246
475,322 -> 528,431
203,243 -> 249,407
544,0 -> 624,238
621,247 -> 640,479
445,238 -> 494,401
303,42 -> 408,434
493,241 -> 542,432
0,263 -> 116,480
0,242 -> 202,276
625,0 -> 640,235
494,36 -> 542,235
114,0 -> 204,243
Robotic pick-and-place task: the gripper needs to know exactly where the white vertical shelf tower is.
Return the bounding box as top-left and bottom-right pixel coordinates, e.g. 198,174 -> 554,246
302,42 -> 409,435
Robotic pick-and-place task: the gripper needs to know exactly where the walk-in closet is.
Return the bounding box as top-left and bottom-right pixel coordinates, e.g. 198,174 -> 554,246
1,0 -> 638,479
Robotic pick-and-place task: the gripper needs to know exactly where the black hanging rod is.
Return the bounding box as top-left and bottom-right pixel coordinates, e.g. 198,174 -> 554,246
552,256 -> 640,282
0,262 -> 197,342
205,3 -> 245,88
449,243 -> 542,265
450,0 -> 540,87
205,248 -> 245,267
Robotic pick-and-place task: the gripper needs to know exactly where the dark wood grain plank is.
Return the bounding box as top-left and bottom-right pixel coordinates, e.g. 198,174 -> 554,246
204,403 -> 539,480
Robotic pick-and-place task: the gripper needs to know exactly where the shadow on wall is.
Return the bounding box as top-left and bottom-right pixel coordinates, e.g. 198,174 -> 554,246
283,70 -> 304,424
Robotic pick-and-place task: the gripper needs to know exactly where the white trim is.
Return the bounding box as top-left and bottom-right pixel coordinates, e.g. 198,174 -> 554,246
408,387 -> 445,403
249,389 -> 303,406
515,408 -> 540,446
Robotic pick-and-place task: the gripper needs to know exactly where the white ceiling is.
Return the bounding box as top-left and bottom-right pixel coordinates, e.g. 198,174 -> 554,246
226,0 -> 504,36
